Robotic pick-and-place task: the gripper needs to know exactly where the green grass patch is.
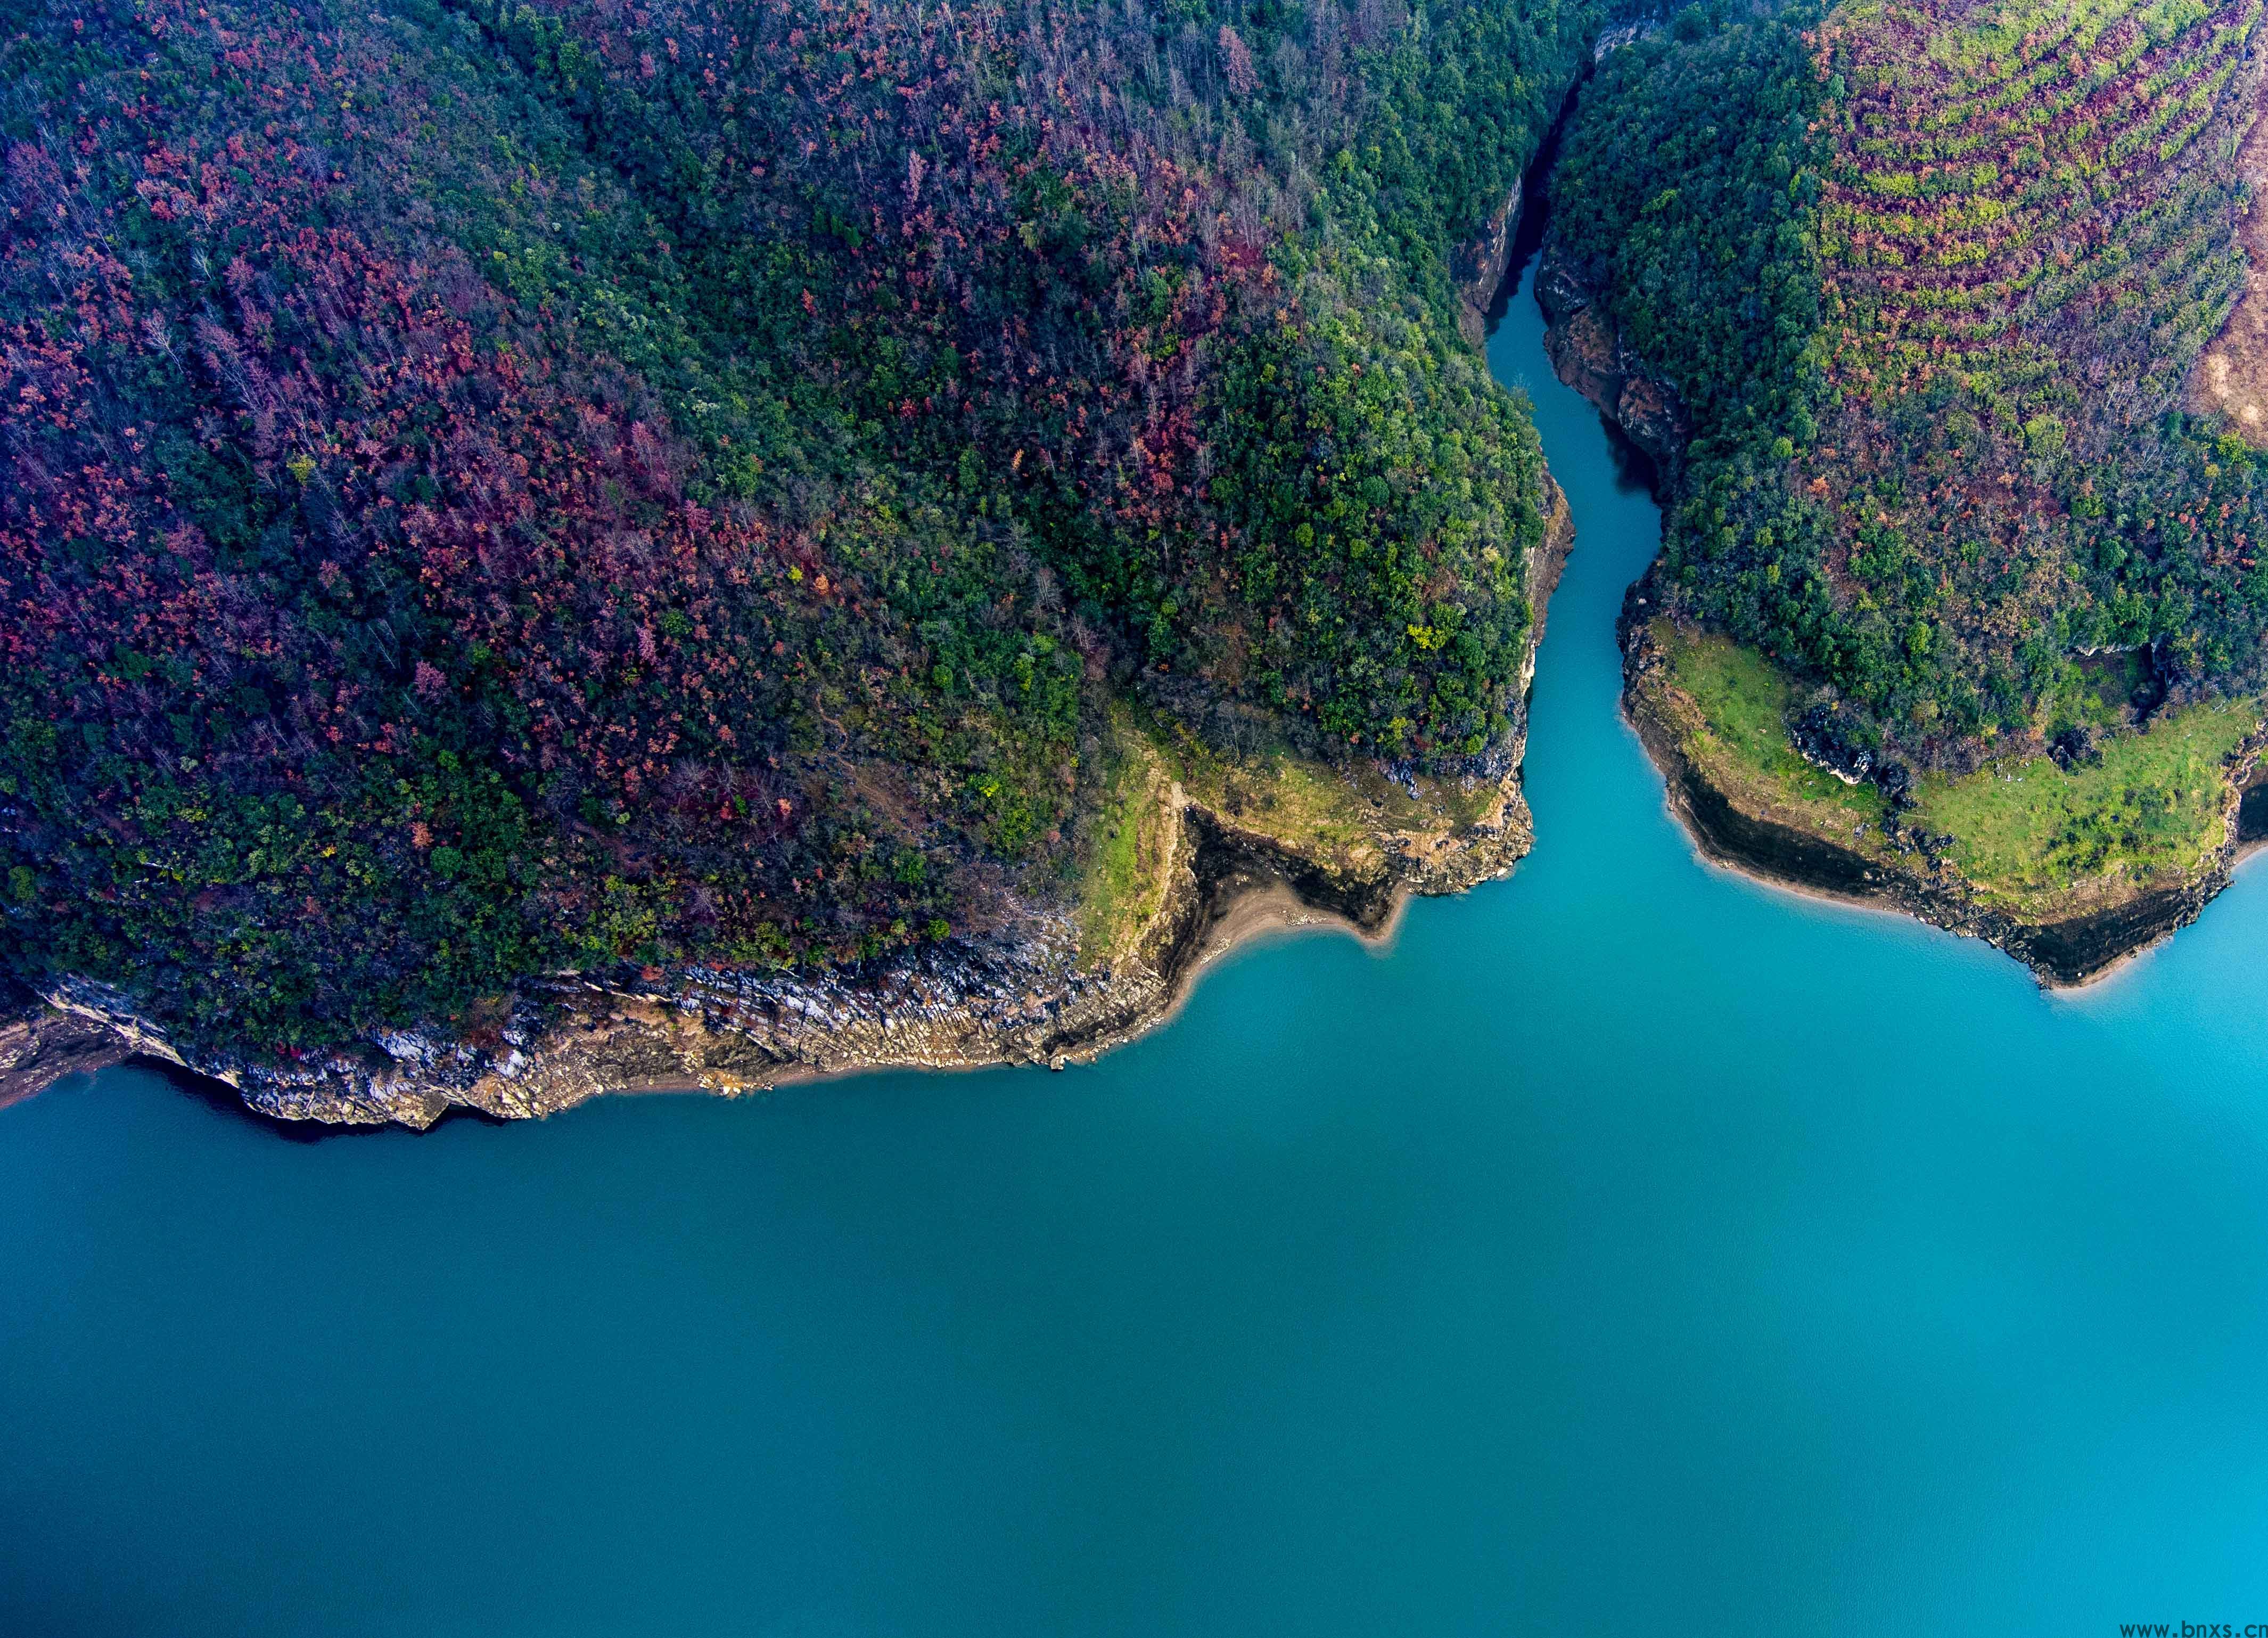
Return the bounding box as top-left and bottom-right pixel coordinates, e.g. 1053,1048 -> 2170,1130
1072,694 -> 1519,969
1073,701 -> 1489,967
1912,697 -> 2260,909
1143,703 -> 1499,856
2043,649 -> 2153,731
1657,624 -> 2260,913
1657,625 -> 1890,823
1074,708 -> 1177,969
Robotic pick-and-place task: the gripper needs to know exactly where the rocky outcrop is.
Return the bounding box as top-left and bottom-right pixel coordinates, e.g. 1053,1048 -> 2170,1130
1620,603 -> 2265,987
1535,243 -> 1687,474
1452,190 -> 1523,349
3,498 -> 1575,1131
1,989 -> 133,1111
0,834 -> 1281,1128
0,816 -> 1275,1128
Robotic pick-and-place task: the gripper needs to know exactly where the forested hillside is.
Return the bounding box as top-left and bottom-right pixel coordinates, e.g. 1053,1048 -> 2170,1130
1556,0 -> 2268,758
0,0 -> 1597,1052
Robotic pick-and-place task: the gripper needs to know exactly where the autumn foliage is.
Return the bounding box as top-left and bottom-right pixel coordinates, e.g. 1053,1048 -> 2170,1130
0,0 -> 1591,1046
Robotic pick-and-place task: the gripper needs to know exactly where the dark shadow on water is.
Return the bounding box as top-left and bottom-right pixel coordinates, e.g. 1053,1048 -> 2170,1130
1482,91 -> 1564,333
1595,413 -> 1659,497
130,1056 -> 512,1144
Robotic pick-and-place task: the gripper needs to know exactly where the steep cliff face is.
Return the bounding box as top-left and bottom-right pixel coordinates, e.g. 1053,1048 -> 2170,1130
0,987 -> 131,1113
1534,250 -> 1688,474
1453,192 -> 1525,349
5,495 -> 1573,1128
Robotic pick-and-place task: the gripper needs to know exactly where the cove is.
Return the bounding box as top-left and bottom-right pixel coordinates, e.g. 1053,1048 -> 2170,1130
9,247 -> 2268,1636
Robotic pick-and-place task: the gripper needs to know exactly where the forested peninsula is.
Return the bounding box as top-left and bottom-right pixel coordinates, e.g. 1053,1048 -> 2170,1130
1,0 -> 1590,1121
1544,0 -> 2268,981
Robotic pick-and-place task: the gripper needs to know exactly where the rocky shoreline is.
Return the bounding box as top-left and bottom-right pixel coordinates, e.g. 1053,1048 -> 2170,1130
2,114 -> 1597,1134
1535,243 -> 1687,478
1,486 -> 1574,1131
1618,605 -> 2267,987
1528,223 -> 2267,988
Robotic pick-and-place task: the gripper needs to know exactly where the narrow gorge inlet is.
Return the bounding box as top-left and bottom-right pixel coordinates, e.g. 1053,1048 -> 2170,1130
10,219 -> 2268,1636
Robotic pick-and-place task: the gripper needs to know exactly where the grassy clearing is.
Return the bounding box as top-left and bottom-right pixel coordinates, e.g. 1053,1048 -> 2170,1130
1074,708 -> 1179,969
1073,699 -> 1518,967
1145,706 -> 1505,855
1149,718 -> 1376,861
2043,650 -> 2155,731
1656,625 -> 1890,828
1914,698 -> 2260,910
1653,622 -> 2261,913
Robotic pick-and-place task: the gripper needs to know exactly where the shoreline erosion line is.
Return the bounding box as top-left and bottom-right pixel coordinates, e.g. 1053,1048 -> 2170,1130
0,497 -> 1573,1132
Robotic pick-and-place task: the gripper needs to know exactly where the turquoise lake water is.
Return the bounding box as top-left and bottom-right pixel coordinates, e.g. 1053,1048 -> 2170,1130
8,252 -> 2268,1636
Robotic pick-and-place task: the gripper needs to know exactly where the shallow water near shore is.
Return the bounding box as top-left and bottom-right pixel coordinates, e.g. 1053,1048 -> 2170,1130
10,253 -> 2268,1635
